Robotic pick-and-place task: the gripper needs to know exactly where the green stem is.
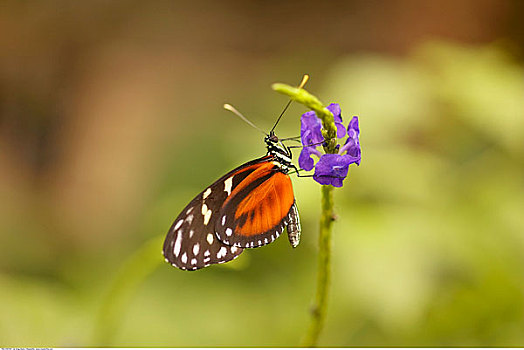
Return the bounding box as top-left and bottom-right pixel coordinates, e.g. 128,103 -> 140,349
304,185 -> 334,347
272,80 -> 338,347
93,235 -> 164,345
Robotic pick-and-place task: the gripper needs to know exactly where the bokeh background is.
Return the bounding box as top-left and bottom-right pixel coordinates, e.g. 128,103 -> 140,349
1,0 -> 524,346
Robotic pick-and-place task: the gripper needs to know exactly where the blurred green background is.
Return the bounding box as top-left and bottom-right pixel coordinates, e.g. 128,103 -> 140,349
1,0 -> 524,347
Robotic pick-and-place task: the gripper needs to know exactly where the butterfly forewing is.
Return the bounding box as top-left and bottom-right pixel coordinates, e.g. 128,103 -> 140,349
163,156 -> 275,270
215,159 -> 297,248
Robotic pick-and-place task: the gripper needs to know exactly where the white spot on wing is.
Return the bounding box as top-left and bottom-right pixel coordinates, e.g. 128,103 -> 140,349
206,233 -> 214,244
173,231 -> 182,257
226,228 -> 233,237
203,187 -> 212,199
202,203 -> 212,225
193,243 -> 200,256
221,215 -> 226,226
224,177 -> 233,195
231,246 -> 238,253
204,250 -> 210,257
181,252 -> 188,264
174,220 -> 183,231
189,229 -> 194,238
191,258 -> 197,265
217,246 -> 227,258
185,214 -> 194,224
203,210 -> 212,225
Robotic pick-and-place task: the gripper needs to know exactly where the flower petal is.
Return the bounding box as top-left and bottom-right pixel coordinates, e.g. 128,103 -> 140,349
339,116 -> 361,165
347,116 -> 360,136
313,153 -> 357,187
300,111 -> 323,146
298,147 -> 315,171
326,103 -> 345,138
336,122 -> 346,138
327,103 -> 342,123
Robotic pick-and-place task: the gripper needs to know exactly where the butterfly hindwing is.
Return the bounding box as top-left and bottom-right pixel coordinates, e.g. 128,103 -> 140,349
163,156 -> 275,270
285,202 -> 301,248
215,160 -> 297,248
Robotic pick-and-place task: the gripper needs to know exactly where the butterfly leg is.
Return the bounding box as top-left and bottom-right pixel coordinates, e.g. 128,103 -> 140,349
287,163 -> 314,177
294,171 -> 314,178
287,140 -> 325,149
280,136 -> 301,142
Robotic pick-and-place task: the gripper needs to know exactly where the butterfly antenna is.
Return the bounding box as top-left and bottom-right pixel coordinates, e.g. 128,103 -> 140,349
269,74 -> 309,134
223,103 -> 268,136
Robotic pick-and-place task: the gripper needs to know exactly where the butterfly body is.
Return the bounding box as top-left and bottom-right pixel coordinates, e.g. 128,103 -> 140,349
163,132 -> 301,271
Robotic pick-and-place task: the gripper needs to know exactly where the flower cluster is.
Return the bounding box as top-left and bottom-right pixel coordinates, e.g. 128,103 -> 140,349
299,103 -> 361,187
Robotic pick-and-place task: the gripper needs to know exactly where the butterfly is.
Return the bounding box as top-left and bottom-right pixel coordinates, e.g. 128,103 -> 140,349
162,109 -> 302,271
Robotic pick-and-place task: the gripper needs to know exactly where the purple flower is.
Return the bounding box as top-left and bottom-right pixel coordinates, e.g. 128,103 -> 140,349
313,154 -> 355,187
299,103 -> 361,187
299,145 -> 321,172
299,111 -> 324,171
327,103 -> 347,139
300,111 -> 323,146
339,116 -> 361,165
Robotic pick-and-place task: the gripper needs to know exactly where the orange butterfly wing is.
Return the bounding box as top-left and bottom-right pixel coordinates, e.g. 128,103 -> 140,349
215,161 -> 296,248
234,172 -> 294,235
